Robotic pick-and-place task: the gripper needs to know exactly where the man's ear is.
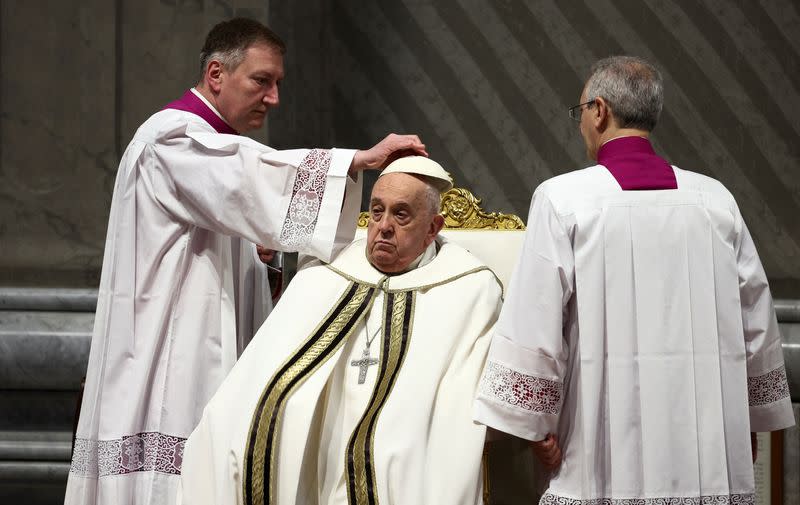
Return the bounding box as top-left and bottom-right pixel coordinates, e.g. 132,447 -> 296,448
205,60 -> 224,94
430,214 -> 445,238
423,214 -> 445,248
594,97 -> 611,131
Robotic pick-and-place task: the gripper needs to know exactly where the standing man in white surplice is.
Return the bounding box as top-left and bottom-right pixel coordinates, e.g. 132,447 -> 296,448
474,56 -> 794,504
66,17 -> 428,505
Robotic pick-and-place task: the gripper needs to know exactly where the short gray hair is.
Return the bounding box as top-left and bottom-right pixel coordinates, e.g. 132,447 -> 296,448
199,18 -> 286,76
201,48 -> 247,75
408,174 -> 442,217
584,56 -> 663,131
422,180 -> 442,217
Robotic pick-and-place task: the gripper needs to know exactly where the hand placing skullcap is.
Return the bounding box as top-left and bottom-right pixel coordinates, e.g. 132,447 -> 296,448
379,156 -> 454,193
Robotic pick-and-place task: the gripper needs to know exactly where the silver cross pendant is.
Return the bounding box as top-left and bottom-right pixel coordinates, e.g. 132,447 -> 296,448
351,347 -> 379,384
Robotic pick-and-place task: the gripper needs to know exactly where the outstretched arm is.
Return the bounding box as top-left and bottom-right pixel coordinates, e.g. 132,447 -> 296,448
349,133 -> 428,176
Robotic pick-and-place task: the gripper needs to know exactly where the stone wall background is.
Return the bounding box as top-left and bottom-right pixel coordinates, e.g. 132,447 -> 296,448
0,0 -> 269,287
1,0 -> 799,296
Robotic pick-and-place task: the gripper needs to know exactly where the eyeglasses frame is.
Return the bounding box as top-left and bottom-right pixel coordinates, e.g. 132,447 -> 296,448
568,99 -> 596,121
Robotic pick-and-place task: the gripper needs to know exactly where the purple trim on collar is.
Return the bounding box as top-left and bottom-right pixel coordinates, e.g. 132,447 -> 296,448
597,136 -> 677,190
163,89 -> 238,135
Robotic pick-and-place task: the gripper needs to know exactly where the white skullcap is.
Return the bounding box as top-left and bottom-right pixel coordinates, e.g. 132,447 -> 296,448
379,156 -> 454,193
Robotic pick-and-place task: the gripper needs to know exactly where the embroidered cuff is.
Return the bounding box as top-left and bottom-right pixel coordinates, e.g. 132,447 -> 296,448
279,149 -> 331,249
479,361 -> 562,414
539,491 -> 754,505
748,365 -> 790,407
70,432 -> 186,477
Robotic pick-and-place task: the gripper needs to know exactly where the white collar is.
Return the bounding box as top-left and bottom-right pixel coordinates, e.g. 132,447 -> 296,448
600,134 -> 649,148
401,241 -> 438,273
190,88 -> 232,127
328,237 -> 491,292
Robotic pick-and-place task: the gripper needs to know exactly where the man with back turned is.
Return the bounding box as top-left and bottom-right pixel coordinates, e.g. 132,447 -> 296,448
474,56 -> 794,504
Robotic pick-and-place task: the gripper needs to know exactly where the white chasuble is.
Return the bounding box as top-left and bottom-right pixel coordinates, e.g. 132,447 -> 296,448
474,165 -> 795,505
178,238 -> 503,505
66,102 -> 362,505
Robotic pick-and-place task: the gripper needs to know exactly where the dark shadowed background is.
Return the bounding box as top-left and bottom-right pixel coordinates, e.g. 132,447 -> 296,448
1,0 -> 798,296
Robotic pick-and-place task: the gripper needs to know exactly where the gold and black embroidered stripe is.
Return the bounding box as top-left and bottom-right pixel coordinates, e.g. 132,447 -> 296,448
346,290 -> 415,505
244,282 -> 376,505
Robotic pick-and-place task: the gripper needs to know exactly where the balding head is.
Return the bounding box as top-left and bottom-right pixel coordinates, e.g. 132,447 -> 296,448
366,172 -> 445,274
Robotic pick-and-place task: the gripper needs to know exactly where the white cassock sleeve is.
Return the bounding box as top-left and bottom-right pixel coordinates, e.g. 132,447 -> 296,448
176,408 -> 240,505
232,239 -> 276,356
143,124 -> 361,262
734,210 -> 795,432
473,189 -> 574,441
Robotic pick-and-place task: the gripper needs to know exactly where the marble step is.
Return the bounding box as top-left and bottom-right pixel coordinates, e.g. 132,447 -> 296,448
0,432 -> 71,504
0,460 -> 69,482
0,431 -> 72,462
0,484 -> 66,505
0,288 -> 97,312
776,299 -> 800,322
0,391 -> 80,432
781,321 -> 800,402
0,311 -> 92,390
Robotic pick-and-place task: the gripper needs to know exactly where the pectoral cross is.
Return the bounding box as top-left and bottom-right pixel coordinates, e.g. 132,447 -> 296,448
351,348 -> 379,384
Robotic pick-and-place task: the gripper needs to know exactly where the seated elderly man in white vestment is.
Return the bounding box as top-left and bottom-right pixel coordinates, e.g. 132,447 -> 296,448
474,56 -> 795,505
179,157 -> 503,505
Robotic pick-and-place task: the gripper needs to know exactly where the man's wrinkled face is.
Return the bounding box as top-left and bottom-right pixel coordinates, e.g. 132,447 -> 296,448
366,173 -> 442,274
216,43 -> 284,133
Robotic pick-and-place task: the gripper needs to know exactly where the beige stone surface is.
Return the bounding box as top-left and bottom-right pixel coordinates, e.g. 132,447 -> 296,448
0,1 -> 269,286
0,1 -> 115,286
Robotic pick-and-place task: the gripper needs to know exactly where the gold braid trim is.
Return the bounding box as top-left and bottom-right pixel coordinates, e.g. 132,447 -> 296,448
346,291 -> 416,505
244,283 -> 377,505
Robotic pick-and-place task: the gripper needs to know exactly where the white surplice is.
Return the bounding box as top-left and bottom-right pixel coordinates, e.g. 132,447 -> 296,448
232,239 -> 277,355
66,105 -> 361,505
474,165 -> 795,504
178,237 -> 502,505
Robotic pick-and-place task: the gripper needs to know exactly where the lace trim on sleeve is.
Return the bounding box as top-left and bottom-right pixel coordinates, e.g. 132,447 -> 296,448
278,149 -> 331,250
539,491 -> 754,504
479,361 -> 562,414
69,432 -> 186,478
748,365 -> 790,407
